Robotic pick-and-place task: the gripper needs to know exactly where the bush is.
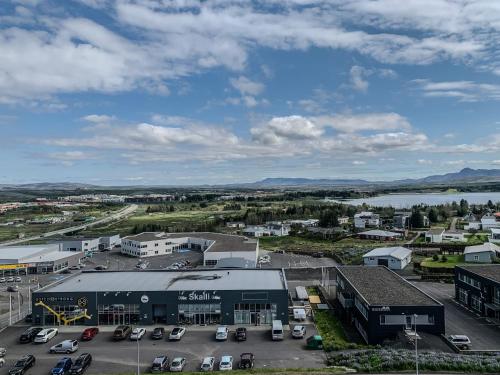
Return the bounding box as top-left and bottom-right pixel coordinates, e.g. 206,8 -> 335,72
432,254 -> 439,261
441,255 -> 448,262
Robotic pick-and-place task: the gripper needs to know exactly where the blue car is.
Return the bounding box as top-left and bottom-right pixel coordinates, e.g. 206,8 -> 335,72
51,357 -> 73,375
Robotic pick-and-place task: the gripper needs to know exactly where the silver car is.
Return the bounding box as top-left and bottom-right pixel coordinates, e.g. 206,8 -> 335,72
200,357 -> 215,372
170,357 -> 186,372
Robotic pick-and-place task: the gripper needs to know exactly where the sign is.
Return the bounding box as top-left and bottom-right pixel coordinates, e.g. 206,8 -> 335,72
36,296 -> 74,303
0,263 -> 28,270
141,295 -> 149,303
77,297 -> 88,308
372,306 -> 390,312
178,291 -> 221,302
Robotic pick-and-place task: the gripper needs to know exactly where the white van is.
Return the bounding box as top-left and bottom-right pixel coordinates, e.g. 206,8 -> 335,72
271,320 -> 284,341
49,339 -> 79,354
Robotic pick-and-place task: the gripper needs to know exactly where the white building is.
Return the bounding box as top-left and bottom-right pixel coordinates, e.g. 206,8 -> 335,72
354,212 -> 380,229
61,237 -> 100,253
363,246 -> 412,270
338,217 -> 349,225
464,221 -> 482,231
464,243 -> 500,263
442,231 -> 466,242
489,228 -> 500,244
287,219 -> 320,227
425,228 -> 445,243
98,235 -> 121,250
226,222 -> 246,229
481,214 -> 500,230
243,223 -> 290,237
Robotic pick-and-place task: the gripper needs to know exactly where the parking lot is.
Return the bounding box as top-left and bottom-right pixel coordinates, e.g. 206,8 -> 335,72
0,324 -> 325,374
259,251 -> 338,269
414,282 -> 500,350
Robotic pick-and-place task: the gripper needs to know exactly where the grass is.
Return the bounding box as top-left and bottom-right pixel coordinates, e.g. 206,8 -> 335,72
421,254 -> 465,268
465,233 -> 490,245
313,310 -> 361,351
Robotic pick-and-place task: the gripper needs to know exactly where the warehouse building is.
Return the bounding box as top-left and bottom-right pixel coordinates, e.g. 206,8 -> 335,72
455,265 -> 500,322
335,266 -> 445,344
121,232 -> 258,267
61,237 -> 100,253
363,246 -> 412,270
32,269 -> 289,326
0,244 -> 83,275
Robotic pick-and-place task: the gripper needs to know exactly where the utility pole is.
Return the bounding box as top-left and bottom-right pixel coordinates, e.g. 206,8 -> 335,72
9,293 -> 12,325
18,290 -> 21,320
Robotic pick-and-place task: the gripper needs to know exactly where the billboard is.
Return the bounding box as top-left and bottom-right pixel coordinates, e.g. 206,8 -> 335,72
0,263 -> 28,270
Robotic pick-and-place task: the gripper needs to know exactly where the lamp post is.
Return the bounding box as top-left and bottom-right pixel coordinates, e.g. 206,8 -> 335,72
414,314 -> 418,375
136,330 -> 140,375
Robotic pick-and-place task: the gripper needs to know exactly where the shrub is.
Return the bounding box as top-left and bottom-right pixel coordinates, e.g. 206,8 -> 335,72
432,254 -> 439,261
441,255 -> 448,262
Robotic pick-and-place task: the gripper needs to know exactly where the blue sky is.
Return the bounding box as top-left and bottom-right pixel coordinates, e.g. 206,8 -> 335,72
1,0 -> 500,185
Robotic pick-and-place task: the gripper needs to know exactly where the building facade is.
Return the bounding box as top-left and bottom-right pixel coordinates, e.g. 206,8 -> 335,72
61,238 -> 100,253
354,212 -> 380,229
32,269 -> 289,326
363,247 -> 412,270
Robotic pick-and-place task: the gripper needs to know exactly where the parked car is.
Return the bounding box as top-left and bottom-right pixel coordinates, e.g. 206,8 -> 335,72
215,326 -> 228,341
19,327 -> 43,343
312,252 -> 324,258
15,276 -> 22,282
235,327 -> 247,341
51,357 -> 73,375
448,335 -> 471,349
169,357 -> 186,372
0,357 -> 4,368
130,328 -> 146,341
8,354 -> 35,375
291,325 -> 306,339
200,357 -> 215,372
34,328 -> 58,343
69,353 -> 92,374
7,286 -> 18,292
94,265 -> 108,271
69,266 -> 80,270
0,277 -> 5,283
168,327 -> 186,341
24,314 -> 32,323
7,276 -> 14,282
0,347 -> 6,357
49,340 -> 79,354
112,325 -> 131,341
219,356 -> 233,371
305,335 -> 323,350
81,327 -> 99,341
150,355 -> 169,373
151,327 -> 165,340
238,353 -> 254,369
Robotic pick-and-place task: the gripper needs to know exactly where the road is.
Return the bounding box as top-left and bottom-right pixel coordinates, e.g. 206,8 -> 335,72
449,217 -> 458,231
0,204 -> 138,246
414,282 -> 500,350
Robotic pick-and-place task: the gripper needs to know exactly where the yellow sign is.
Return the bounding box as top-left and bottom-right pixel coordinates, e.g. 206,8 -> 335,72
0,263 -> 28,270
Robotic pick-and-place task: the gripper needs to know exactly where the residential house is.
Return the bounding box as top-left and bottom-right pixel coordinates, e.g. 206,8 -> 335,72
338,216 -> 349,225
226,222 -> 246,229
490,228 -> 500,244
481,214 -> 500,230
425,228 -> 445,243
464,243 -> 500,263
354,212 -> 380,229
442,231 -> 466,242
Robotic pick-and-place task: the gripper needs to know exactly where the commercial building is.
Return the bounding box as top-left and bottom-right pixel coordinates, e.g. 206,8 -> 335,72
31,269 -> 289,326
463,243 -> 500,263
98,235 -> 121,250
0,244 -> 83,275
358,229 -> 402,241
455,265 -> 500,322
61,238 -> 100,253
363,247 -> 412,270
121,232 -> 258,267
354,212 -> 380,229
336,266 -> 445,344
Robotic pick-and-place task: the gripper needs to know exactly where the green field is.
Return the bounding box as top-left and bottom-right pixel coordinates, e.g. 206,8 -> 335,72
421,254 -> 465,268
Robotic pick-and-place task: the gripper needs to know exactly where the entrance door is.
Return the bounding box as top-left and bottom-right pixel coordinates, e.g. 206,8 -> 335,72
377,258 -> 389,267
196,313 -> 206,325
114,313 -> 124,325
405,315 -> 413,330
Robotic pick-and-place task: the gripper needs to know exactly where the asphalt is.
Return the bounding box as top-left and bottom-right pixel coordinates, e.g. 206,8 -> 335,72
0,324 -> 325,374
413,281 -> 500,350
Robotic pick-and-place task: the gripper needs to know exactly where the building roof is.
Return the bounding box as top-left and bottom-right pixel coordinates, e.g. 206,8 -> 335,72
456,265 -> 500,284
359,230 -> 401,237
36,269 -> 287,293
426,228 -> 445,235
0,244 -> 60,263
363,246 -> 411,260
336,266 -> 441,306
123,232 -> 257,253
214,257 -> 256,268
490,228 -> 500,234
24,250 -> 81,263
464,242 -> 500,255
354,211 -> 377,218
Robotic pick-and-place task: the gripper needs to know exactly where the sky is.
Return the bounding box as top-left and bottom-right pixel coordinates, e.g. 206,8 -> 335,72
1,0 -> 500,186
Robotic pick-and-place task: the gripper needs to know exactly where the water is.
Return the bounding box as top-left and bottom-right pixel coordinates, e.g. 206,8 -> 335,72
328,192 -> 500,208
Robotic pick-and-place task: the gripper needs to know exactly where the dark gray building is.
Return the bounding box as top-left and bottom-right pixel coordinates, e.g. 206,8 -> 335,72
32,269 -> 289,327
336,266 -> 445,344
455,265 -> 500,322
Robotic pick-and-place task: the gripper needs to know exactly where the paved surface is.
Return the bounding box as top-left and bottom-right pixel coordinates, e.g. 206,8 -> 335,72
0,324 -> 325,374
414,282 -> 500,350
259,251 -> 338,269
0,204 -> 138,246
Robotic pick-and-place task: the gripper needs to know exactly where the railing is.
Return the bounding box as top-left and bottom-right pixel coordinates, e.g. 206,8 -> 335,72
337,292 -> 354,308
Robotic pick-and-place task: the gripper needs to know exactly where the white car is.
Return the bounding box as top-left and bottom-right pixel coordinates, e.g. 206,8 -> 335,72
215,326 -> 229,341
168,327 -> 186,341
200,357 -> 215,372
130,328 -> 146,340
6,276 -> 14,282
170,357 -> 186,372
219,356 -> 233,371
448,335 -> 471,349
0,277 -> 5,283
49,339 -> 78,354
15,276 -> 21,282
0,347 -> 6,357
34,328 -> 58,343
258,256 -> 270,264
292,325 -> 306,339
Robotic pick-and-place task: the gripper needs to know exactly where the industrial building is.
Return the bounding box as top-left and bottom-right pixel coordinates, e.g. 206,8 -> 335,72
31,269 -> 289,326
0,244 -> 83,275
363,246 -> 412,270
335,266 -> 445,344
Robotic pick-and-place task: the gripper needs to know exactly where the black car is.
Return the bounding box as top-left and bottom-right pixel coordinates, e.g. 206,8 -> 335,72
69,353 -> 92,374
238,353 -> 254,369
312,252 -> 324,258
24,314 -> 32,323
151,327 -> 165,340
235,327 -> 247,341
19,327 -> 43,344
8,354 -> 35,375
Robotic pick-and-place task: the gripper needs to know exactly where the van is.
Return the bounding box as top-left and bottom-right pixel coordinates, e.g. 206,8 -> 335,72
49,339 -> 79,354
271,320 -> 284,341
112,325 -> 131,340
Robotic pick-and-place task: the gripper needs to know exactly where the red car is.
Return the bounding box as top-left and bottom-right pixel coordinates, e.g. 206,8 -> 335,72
81,327 -> 99,341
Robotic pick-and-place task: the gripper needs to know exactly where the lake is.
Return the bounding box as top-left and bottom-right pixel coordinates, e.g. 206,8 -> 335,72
328,192 -> 500,208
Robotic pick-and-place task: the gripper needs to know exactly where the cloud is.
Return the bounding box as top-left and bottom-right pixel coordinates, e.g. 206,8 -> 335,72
417,159 -> 433,165
230,76 -> 265,96
352,160 -> 366,165
413,79 -> 500,102
45,150 -> 93,166
349,65 -> 370,92
314,112 -> 411,133
82,114 -> 115,123
251,115 -> 323,145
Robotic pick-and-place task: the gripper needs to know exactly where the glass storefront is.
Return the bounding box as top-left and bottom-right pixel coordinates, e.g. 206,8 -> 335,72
42,304 -> 86,326
178,303 -> 221,325
234,303 -> 277,325
97,304 -> 140,325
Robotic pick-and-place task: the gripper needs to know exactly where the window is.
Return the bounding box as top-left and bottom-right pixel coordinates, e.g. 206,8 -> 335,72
354,296 -> 368,320
234,303 -> 277,325
205,260 -> 218,266
458,288 -> 468,303
458,273 -> 481,289
474,255 -> 479,261
471,294 -> 482,312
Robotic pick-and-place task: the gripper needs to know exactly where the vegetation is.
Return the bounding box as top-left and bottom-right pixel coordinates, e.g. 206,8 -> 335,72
314,310 -> 362,351
421,254 -> 465,269
115,369 -> 349,375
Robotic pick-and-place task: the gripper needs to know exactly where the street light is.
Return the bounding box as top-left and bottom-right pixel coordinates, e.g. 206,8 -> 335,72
136,327 -> 140,375
414,314 -> 418,375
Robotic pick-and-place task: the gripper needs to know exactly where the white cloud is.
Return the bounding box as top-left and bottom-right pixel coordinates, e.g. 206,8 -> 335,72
349,65 -> 370,92
229,76 -> 265,96
82,114 -> 115,123
251,115 -> 323,145
413,79 -> 500,102
417,159 -> 433,165
352,160 -> 366,165
314,112 -> 411,133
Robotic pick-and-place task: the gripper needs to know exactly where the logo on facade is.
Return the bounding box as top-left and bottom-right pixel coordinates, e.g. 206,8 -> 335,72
178,291 -> 221,301
141,295 -> 149,303
372,306 -> 390,312
77,297 -> 88,308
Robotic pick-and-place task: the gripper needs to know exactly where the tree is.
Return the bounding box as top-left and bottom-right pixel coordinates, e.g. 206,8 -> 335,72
410,210 -> 424,228
428,208 -> 439,223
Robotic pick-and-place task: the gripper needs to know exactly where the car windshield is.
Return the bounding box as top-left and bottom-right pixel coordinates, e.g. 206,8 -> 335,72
15,361 -> 25,367
172,360 -> 181,366
172,328 -> 180,334
221,362 -> 229,366
55,361 -> 65,368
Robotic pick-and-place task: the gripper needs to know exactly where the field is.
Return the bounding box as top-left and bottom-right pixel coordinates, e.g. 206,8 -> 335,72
420,254 -> 465,268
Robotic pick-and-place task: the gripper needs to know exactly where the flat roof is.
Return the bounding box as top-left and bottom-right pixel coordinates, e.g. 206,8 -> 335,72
337,266 -> 441,306
37,269 -> 287,293
124,232 -> 257,253
0,245 -> 59,262
456,265 -> 500,284
359,230 -> 401,237
24,251 -> 80,263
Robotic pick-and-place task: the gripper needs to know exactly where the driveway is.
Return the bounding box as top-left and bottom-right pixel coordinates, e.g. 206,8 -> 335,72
414,282 -> 500,350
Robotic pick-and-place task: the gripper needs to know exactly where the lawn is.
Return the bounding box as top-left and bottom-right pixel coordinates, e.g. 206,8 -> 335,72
465,233 -> 490,245
421,254 -> 465,268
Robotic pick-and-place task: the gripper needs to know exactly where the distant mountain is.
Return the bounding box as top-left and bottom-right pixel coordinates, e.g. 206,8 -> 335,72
412,168 -> 500,184
0,182 -> 97,191
254,177 -> 371,186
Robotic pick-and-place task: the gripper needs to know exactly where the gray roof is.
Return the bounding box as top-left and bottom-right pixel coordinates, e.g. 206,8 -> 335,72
337,266 -> 441,306
363,246 -> 411,260
464,242 -> 500,255
359,230 -> 401,237
37,269 -> 287,293
456,265 -> 500,284
0,244 -> 60,263
123,232 -> 257,253
426,228 -> 445,235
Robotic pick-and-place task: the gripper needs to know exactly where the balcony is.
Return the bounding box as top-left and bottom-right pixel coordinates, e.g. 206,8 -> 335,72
337,292 -> 354,308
